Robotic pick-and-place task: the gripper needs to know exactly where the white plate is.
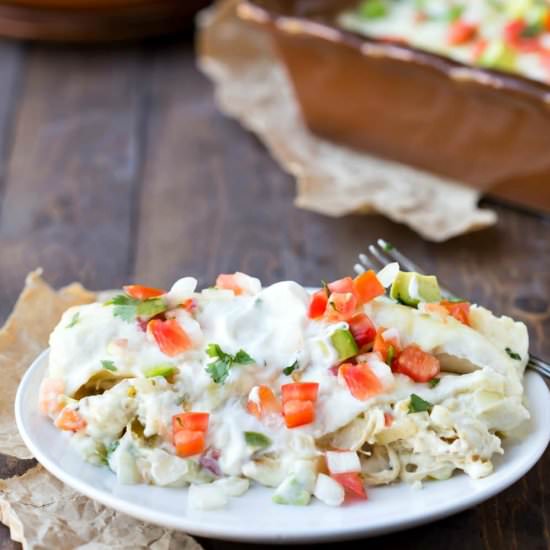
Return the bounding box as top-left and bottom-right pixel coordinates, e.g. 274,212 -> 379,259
16,350 -> 550,544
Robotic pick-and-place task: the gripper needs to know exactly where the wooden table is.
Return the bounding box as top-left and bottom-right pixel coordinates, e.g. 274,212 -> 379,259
0,31 -> 548,550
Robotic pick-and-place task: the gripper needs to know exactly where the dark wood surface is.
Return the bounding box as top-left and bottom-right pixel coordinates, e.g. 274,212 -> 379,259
0,32 -> 548,550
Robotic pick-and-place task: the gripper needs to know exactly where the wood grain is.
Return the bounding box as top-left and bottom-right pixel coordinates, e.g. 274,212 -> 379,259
0,36 -> 548,550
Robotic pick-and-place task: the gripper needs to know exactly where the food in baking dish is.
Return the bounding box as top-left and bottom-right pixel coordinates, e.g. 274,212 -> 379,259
39,266 -> 529,508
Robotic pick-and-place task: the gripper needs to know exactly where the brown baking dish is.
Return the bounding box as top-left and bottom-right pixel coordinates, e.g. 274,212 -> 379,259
238,0 -> 550,213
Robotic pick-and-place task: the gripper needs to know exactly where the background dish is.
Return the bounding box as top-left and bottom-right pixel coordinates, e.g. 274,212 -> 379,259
16,349 -> 550,543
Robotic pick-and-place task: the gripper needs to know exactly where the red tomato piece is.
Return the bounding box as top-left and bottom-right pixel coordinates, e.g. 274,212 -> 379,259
181,298 -> 197,312
472,38 -> 488,62
348,313 -> 376,348
308,289 -> 328,319
326,292 -> 357,321
174,430 -> 206,457
384,412 -> 394,427
148,319 -> 192,357
394,344 -> 440,383
353,271 -> 385,305
440,300 -> 471,326
172,412 -> 209,434
216,274 -> 243,295
448,20 -> 477,45
545,10 -> 550,32
39,378 -> 65,416
331,473 -> 367,500
247,385 -> 282,418
328,277 -> 354,294
55,408 -> 86,432
281,382 -> 319,404
339,363 -> 382,401
504,18 -> 525,46
123,285 -> 165,300
283,399 -> 315,428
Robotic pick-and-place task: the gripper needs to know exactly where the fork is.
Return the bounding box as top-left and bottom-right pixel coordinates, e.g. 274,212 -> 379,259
355,238 -> 550,380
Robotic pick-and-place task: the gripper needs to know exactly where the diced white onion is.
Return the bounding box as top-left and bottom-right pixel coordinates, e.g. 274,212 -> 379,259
376,262 -> 400,288
165,277 -> 197,308
213,477 -> 250,497
326,451 -> 361,474
187,484 -> 228,510
233,272 -> 262,295
382,327 -> 400,347
314,474 -> 345,506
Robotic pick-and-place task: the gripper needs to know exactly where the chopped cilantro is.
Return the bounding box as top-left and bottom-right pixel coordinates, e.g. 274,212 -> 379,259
505,347 -> 521,361
408,393 -> 433,414
101,360 -> 117,372
105,294 -> 166,323
283,360 -> 299,376
244,431 -> 272,449
206,344 -> 255,384
428,377 -> 440,388
321,280 -> 331,297
66,311 -> 80,329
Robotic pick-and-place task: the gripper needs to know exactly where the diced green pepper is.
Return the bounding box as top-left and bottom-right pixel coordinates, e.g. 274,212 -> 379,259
244,431 -> 272,450
272,476 -> 311,506
330,329 -> 359,360
144,363 -> 177,378
478,40 -> 517,72
359,0 -> 388,19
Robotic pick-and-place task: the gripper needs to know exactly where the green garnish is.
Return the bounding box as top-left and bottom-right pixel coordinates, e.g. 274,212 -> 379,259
104,294 -> 166,323
283,360 -> 299,376
330,329 -> 359,361
408,393 -> 433,414
101,360 -> 117,372
386,344 -> 395,366
359,0 -> 388,19
446,5 -> 464,21
99,440 -> 119,465
66,312 -> 80,329
244,431 -> 272,449
321,280 -> 331,298
145,363 -> 177,378
206,344 -> 255,384
428,377 -> 440,388
505,347 -> 521,361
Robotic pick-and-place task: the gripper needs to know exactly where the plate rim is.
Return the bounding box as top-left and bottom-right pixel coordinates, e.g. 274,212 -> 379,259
15,349 -> 550,543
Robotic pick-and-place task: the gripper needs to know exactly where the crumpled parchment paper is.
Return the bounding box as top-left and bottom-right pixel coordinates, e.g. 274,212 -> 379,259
196,0 -> 497,241
0,271 -> 201,550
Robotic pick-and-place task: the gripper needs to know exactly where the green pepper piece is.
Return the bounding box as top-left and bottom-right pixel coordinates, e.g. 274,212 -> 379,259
359,0 -> 388,19
144,363 -> 177,378
244,431 -> 272,449
331,329 -> 359,360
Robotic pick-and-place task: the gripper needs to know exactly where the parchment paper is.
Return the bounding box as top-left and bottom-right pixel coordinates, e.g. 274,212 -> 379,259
0,272 -> 201,550
197,0 -> 497,241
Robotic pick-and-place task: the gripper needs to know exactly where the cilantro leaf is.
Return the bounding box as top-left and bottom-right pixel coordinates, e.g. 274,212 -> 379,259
205,344 -> 255,384
101,360 -> 117,372
66,311 -> 80,329
505,347 -> 521,361
283,360 -> 299,376
244,431 -> 272,449
105,294 -> 166,323
428,377 -> 440,388
408,393 -> 433,414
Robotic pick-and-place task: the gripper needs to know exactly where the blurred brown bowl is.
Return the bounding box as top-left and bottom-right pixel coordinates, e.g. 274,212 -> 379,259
0,0 -> 212,42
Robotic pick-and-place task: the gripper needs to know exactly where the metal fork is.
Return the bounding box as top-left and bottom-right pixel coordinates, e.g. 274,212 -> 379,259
355,238 -> 550,380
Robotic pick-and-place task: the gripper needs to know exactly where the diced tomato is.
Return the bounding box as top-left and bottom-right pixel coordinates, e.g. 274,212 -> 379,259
414,10 -> 427,23
55,408 -> 86,432
348,313 -> 376,348
504,18 -> 525,46
147,319 -> 192,356
353,271 -> 385,305
373,329 -> 400,363
247,385 -> 282,418
440,300 -> 471,326
308,289 -> 328,319
448,20 -> 477,45
216,273 -> 244,295
328,277 -> 354,294
326,292 -> 357,321
545,10 -> 550,32
331,473 -> 367,500
172,412 -> 209,434
39,378 -> 65,416
339,362 -> 382,401
472,38 -> 488,62
394,344 -> 440,383
384,412 -> 394,427
123,284 -> 165,300
174,429 -> 206,457
281,382 -> 319,403
283,399 -> 315,428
